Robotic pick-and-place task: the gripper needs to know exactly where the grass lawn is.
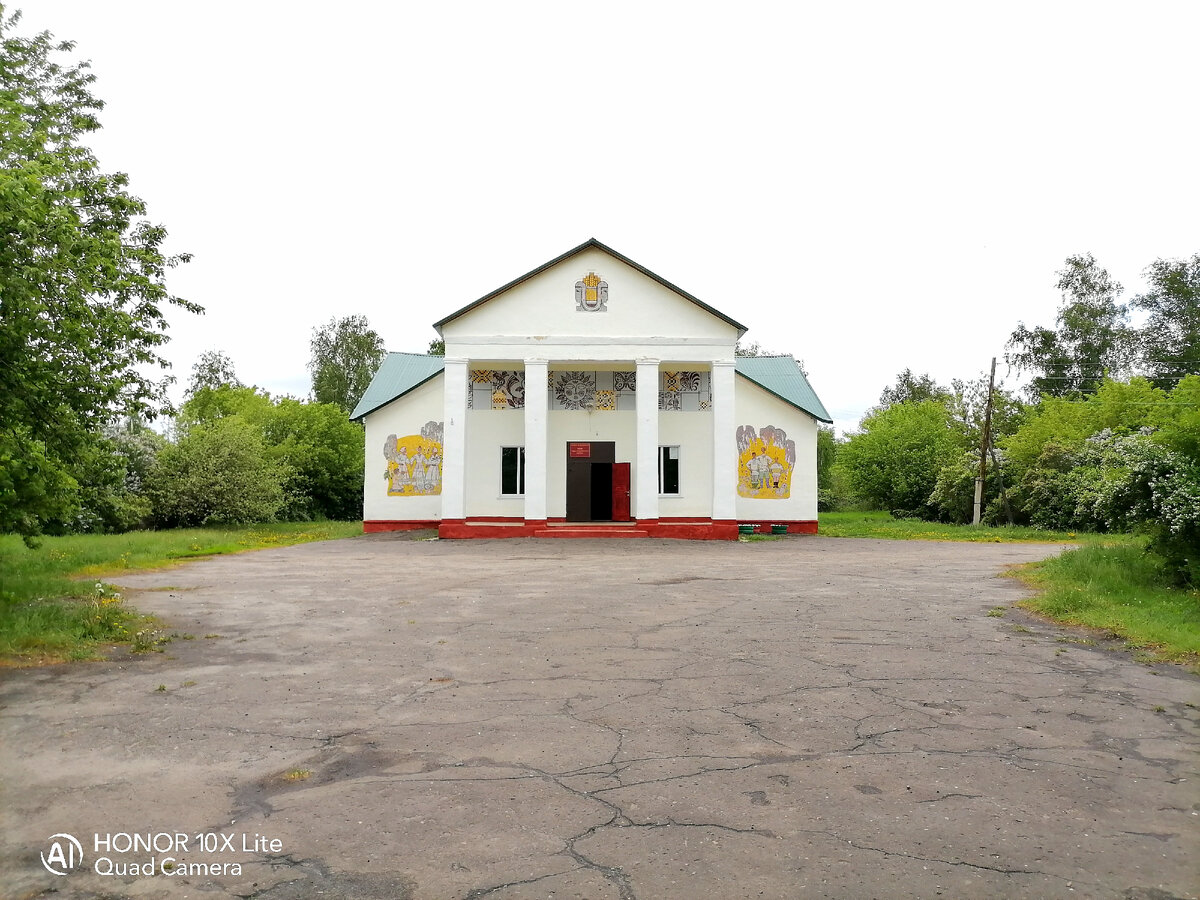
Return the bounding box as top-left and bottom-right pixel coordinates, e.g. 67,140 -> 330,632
1013,543 -> 1200,666
0,522 -> 362,664
817,511 -> 1197,666
817,510 -> 1093,543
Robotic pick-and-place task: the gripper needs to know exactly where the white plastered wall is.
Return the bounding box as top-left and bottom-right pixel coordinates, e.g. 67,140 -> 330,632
362,374 -> 445,522
464,406 -> 526,518
733,377 -> 820,522
658,410 -> 715,518
441,246 -> 739,363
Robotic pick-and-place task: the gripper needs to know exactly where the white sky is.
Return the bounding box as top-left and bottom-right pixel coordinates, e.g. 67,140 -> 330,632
19,0 -> 1200,435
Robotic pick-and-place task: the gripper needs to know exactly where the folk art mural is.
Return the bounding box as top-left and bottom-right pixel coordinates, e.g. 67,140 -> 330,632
736,424 -> 795,499
465,369 -> 713,412
384,421 -> 444,496
468,370 -> 525,409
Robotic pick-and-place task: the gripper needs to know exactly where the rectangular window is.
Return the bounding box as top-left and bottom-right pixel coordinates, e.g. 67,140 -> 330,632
501,446 -> 525,495
658,445 -> 680,495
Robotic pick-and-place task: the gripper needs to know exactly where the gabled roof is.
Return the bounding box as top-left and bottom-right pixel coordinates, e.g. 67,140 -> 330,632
433,238 -> 749,337
736,355 -> 832,423
350,352 -> 445,421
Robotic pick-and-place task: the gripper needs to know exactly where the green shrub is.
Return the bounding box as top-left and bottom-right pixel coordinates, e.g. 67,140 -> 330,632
839,400 -> 964,517
146,419 -> 289,527
1014,429 -> 1200,585
929,451 -> 1010,525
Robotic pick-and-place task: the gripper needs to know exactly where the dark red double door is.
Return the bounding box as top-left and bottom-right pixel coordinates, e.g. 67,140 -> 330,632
566,441 -> 631,522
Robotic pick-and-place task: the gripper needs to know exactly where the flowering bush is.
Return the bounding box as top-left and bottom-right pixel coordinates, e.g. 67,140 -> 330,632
1032,430 -> 1200,584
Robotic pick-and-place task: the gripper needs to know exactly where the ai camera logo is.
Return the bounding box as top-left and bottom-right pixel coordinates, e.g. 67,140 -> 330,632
41,833 -> 84,875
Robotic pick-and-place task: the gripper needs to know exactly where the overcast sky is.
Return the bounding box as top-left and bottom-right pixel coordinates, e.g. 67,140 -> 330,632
19,0 -> 1200,435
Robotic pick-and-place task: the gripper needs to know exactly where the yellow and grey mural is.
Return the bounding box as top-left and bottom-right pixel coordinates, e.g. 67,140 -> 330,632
736,425 -> 795,499
384,421 -> 443,496
468,370 -> 525,409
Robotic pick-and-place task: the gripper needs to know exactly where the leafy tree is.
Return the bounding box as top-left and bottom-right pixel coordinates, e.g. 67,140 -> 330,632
177,383 -> 275,432
145,418 -> 288,527
997,377 -> 1200,562
1154,375 -> 1200,461
261,399 -> 365,520
1006,253 -> 1134,399
947,372 -> 1025,448
1019,430 -> 1200,585
838,400 -> 964,517
309,315 -> 386,412
816,427 -> 858,512
877,369 -> 951,409
1132,254 -> 1200,390
186,349 -> 241,396
0,8 -> 198,539
176,387 -> 364,520
1001,378 -> 1167,482
64,424 -> 164,533
427,338 -> 445,356
930,450 -> 1007,525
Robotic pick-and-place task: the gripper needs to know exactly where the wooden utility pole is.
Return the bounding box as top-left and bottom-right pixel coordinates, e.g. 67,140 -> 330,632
973,357 -> 997,526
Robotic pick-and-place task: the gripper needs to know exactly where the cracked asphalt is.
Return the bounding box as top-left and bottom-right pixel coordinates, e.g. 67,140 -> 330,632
2,535 -> 1197,900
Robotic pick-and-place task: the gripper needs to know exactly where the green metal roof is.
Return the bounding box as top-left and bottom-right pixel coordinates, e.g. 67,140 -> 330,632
352,352 -> 831,425
350,352 -> 445,421
735,355 -> 832,423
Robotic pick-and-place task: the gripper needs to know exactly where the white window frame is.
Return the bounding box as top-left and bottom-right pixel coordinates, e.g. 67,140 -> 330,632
658,445 -> 680,496
500,446 -> 525,496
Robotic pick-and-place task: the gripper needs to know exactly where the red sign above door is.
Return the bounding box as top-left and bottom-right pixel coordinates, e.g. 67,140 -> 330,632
569,443 -> 591,458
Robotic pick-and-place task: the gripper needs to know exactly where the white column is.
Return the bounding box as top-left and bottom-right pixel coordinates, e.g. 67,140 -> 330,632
711,360 -> 737,521
635,358 -> 660,521
441,357 -> 469,521
523,359 -> 548,522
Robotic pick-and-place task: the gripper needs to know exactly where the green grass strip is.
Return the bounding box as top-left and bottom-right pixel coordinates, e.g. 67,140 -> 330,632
1014,543 -> 1200,663
817,510 -> 1101,544
0,522 -> 362,664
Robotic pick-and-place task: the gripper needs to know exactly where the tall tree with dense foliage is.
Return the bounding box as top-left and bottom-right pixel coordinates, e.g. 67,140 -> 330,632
176,386 -> 365,521
1006,253 -> 1134,399
261,399 -> 365,520
876,369 -> 951,409
838,400 -> 964,516
308,315 -> 386,413
0,8 -> 198,539
185,349 -> 242,396
1132,254 -> 1200,390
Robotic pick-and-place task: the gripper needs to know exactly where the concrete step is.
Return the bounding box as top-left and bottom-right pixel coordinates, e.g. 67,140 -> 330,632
533,528 -> 649,538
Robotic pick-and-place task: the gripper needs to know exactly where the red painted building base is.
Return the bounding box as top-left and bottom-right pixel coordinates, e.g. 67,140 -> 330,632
363,520 -> 440,533
364,518 -> 817,540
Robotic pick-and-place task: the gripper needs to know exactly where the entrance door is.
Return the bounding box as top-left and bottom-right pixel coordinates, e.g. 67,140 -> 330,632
565,441 -> 617,522
611,463 -> 630,521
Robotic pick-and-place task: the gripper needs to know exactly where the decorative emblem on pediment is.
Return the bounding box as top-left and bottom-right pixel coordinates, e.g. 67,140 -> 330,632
575,272 -> 608,312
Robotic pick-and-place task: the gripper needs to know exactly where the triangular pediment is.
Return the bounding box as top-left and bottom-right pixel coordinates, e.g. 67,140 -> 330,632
434,239 -> 747,348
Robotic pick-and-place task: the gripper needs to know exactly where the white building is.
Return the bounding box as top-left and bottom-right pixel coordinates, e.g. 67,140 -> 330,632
352,239 -> 830,539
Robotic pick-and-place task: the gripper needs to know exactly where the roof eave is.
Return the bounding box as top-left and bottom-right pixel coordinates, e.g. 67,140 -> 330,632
735,371 -> 834,424
351,368 -> 444,422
